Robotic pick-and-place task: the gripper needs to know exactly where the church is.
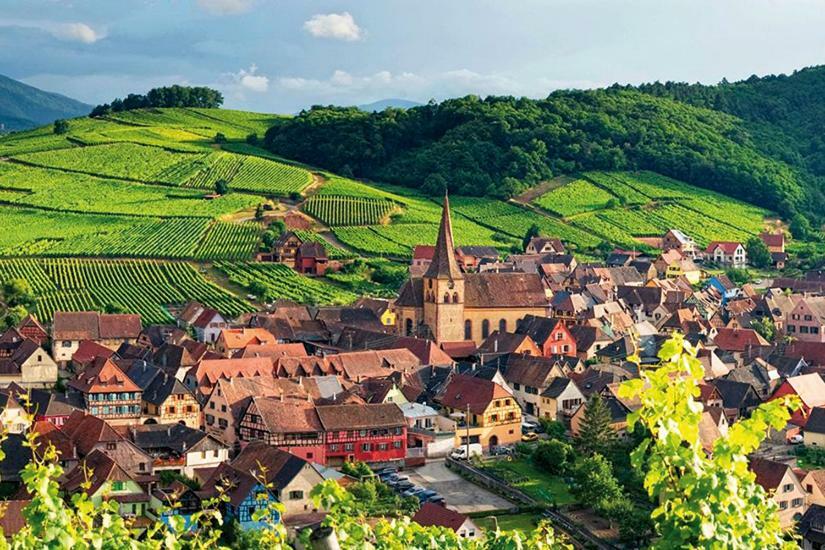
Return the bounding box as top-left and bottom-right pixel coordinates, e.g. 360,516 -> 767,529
395,195 -> 550,344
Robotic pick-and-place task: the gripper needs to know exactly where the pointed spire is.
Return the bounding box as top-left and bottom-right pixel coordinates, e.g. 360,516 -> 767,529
424,191 -> 463,280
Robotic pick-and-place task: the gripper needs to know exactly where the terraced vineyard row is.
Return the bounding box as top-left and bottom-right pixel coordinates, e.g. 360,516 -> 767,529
304,195 -> 397,226
0,258 -> 253,323
195,221 -> 261,260
215,262 -> 357,305
532,178 -> 616,217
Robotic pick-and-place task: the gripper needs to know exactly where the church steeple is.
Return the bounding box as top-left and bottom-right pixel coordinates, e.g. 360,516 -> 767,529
424,192 -> 463,281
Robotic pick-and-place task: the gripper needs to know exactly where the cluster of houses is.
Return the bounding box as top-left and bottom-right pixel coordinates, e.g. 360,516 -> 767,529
2,197 -> 825,542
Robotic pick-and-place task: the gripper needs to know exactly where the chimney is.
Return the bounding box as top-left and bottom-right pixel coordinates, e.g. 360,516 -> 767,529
493,339 -> 498,353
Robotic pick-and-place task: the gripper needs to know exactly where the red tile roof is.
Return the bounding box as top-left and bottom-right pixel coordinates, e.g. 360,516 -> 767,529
72,340 -> 117,365
413,502 -> 468,531
750,457 -> 791,491
705,241 -> 743,255
760,232 -> 784,248
712,328 -> 769,352
440,374 -> 513,415
68,356 -> 141,394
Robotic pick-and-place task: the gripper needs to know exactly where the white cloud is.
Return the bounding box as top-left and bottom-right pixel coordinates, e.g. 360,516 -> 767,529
196,0 -> 254,15
303,12 -> 363,41
232,64 -> 269,92
51,22 -> 105,44
0,19 -> 106,44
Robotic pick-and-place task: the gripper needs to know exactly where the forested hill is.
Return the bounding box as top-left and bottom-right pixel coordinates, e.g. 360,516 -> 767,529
263,68 -> 825,222
0,74 -> 90,131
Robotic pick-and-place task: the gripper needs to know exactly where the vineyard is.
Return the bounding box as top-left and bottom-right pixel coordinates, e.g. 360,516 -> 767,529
533,178 -> 617,217
303,195 -> 398,226
0,258 -> 253,324
195,221 -> 262,260
215,262 -> 357,305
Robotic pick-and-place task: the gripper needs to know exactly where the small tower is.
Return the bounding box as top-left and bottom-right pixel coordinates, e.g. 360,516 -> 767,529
423,193 -> 465,342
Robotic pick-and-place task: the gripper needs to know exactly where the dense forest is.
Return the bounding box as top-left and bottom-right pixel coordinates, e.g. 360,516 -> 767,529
264,67 -> 825,221
90,85 -> 223,117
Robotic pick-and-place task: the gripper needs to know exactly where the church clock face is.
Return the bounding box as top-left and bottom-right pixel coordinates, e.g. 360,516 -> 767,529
448,281 -> 455,289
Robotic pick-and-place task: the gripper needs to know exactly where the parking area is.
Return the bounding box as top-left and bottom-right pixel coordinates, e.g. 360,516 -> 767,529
405,460 -> 514,514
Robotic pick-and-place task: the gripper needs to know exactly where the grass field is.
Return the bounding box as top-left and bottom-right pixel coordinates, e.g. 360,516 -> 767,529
483,458 -> 575,506
475,513 -> 541,534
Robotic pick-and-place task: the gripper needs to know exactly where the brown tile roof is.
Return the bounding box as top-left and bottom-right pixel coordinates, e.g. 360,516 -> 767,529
192,308 -> 222,329
238,343 -> 308,359
749,457 -> 791,491
209,376 -> 308,425
464,273 -> 548,308
32,420 -> 76,460
249,396 -> 323,433
439,373 -> 513,415
98,314 -> 141,339
68,356 -> 141,394
231,441 -> 314,489
60,411 -> 124,455
503,355 -> 561,389
476,331 -> 537,356
413,502 -> 468,531
315,403 -> 405,431
53,311 -> 100,340
60,449 -> 134,495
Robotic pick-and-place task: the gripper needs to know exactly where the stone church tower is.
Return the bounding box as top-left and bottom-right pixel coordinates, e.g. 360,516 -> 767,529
423,194 -> 465,342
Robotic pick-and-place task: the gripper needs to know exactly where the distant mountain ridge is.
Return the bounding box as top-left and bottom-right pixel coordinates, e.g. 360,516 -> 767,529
0,74 -> 91,132
357,98 -> 423,112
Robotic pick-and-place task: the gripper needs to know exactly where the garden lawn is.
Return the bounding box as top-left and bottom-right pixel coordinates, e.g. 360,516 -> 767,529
475,513 -> 540,533
485,458 -> 575,506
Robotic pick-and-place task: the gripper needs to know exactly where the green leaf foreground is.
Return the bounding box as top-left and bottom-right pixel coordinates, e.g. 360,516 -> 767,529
619,333 -> 800,549
0,333 -> 799,548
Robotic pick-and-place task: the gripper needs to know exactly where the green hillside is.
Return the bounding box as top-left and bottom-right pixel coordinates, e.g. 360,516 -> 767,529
0,105 -> 789,321
0,74 -> 91,131
263,72 -> 825,223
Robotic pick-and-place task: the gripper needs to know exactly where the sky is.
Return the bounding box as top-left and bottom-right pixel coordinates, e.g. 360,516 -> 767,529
2,0 -> 825,113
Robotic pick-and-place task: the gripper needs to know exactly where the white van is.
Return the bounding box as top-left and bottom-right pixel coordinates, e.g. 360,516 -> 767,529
450,443 -> 482,460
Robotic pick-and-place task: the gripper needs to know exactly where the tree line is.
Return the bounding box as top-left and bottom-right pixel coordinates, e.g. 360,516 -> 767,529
263,84 -> 821,220
89,85 -> 224,117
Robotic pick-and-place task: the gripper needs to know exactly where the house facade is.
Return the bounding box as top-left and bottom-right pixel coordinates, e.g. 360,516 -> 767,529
706,241 -> 747,268
67,357 -> 142,425
439,374 -> 521,449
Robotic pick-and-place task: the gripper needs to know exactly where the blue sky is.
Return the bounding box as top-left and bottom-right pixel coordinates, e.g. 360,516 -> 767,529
2,0 -> 825,113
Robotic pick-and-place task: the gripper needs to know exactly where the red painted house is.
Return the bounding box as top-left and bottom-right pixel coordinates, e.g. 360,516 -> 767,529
515,315 -> 577,358
769,373 -> 825,427
237,399 -> 406,466
237,397 -> 326,464
294,242 -> 328,276
317,403 -> 406,466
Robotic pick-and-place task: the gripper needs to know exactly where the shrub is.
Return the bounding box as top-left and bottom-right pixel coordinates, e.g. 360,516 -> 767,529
533,439 -> 574,474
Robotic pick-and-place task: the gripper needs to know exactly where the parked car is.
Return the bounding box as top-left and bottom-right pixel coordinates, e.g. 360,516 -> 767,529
450,443 -> 482,460
402,487 -> 426,498
521,432 -> 539,442
789,434 -> 804,444
417,489 -> 438,501
490,445 -> 513,456
426,495 -> 445,505
394,480 -> 414,491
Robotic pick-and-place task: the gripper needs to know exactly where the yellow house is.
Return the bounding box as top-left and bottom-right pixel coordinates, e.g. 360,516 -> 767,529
353,297 -> 397,327
439,373 -> 521,449
665,258 -> 701,284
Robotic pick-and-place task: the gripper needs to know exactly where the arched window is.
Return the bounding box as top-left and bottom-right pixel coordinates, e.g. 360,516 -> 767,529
464,320 -> 472,341
405,318 -> 413,336
453,292 -> 459,303
499,319 -> 507,333
444,292 -> 450,303
481,319 -> 490,339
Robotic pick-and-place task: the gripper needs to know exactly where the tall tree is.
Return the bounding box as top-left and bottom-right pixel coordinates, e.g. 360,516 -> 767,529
746,236 -> 771,268
575,393 -> 617,456
522,223 -> 540,251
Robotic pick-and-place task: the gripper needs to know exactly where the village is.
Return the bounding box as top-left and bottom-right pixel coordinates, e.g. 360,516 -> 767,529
0,197 -> 823,546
